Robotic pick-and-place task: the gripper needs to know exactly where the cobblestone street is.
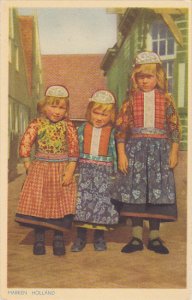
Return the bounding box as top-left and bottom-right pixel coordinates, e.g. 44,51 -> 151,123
7,152 -> 187,290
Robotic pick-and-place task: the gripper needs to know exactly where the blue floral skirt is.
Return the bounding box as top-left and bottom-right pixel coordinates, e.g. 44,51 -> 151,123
112,138 -> 177,221
74,161 -> 119,225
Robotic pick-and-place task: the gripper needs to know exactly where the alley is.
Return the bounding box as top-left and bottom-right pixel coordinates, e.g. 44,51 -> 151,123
7,152 -> 187,289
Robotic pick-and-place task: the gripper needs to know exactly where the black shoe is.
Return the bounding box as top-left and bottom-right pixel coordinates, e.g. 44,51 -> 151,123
121,237 -> 143,253
147,238 -> 169,254
94,237 -> 107,251
71,237 -> 86,252
33,241 -> 46,255
53,239 -> 65,256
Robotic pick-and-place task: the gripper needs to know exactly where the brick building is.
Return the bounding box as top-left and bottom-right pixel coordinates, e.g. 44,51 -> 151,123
42,54 -> 106,124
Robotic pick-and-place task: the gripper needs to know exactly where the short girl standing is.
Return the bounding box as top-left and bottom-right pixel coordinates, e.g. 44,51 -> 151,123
71,90 -> 119,252
112,52 -> 181,254
15,86 -> 79,256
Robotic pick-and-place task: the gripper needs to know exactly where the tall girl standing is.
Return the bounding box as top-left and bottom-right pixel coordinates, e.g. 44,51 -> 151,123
15,86 -> 79,256
112,51 -> 181,254
71,90 -> 119,252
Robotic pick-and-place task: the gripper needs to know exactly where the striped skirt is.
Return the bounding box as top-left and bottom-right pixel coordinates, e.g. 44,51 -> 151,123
15,160 -> 77,231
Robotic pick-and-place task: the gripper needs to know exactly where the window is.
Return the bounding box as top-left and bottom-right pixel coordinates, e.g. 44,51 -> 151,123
9,102 -> 12,131
14,104 -> 19,133
162,60 -> 174,93
178,63 -> 185,108
9,39 -> 12,63
151,22 -> 175,58
15,46 -> 19,71
19,106 -> 29,134
149,20 -> 176,93
36,83 -> 40,95
23,111 -> 29,132
39,72 -> 42,84
19,110 -> 23,134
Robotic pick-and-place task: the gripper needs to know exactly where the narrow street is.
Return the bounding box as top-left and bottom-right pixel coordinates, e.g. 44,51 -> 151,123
7,152 -> 187,289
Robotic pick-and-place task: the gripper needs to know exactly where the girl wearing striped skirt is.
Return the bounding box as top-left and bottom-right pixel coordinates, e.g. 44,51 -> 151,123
15,85 -> 79,256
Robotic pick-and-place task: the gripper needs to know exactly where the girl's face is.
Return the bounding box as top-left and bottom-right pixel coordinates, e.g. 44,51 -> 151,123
43,100 -> 67,122
90,107 -> 112,128
136,72 -> 157,92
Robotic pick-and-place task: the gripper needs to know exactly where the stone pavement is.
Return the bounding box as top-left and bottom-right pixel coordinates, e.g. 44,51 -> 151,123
7,152 -> 187,289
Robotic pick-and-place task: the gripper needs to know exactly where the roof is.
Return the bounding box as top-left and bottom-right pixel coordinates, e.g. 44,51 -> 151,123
42,54 -> 106,119
19,16 -> 34,94
101,8 -> 186,71
110,8 -> 185,46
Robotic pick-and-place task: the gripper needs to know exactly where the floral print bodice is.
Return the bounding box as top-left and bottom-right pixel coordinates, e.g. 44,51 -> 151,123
19,118 -> 79,160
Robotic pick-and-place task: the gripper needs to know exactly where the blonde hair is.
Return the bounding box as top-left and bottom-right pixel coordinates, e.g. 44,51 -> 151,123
131,63 -> 168,92
86,102 -> 116,124
37,96 -> 69,118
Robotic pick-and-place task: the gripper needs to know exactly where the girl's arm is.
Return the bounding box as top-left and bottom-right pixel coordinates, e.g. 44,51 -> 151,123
169,142 -> 179,169
23,161 -> 31,172
117,142 -> 128,174
115,100 -> 130,142
63,121 -> 79,185
19,119 -> 38,171
65,121 -> 79,160
165,94 -> 181,169
108,128 -> 117,173
63,161 -> 77,186
115,100 -> 131,174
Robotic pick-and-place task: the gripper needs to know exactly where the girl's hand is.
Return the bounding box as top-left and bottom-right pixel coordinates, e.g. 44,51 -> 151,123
24,161 -> 31,174
169,150 -> 178,169
169,143 -> 179,169
118,153 -> 128,174
117,142 -> 128,174
62,161 -> 76,186
62,172 -> 73,186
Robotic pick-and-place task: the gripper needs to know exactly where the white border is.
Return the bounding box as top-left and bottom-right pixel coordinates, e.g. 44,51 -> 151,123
1,1 -> 191,300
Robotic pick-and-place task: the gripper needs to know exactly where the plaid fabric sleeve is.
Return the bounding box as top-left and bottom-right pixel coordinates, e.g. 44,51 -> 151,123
66,121 -> 80,161
115,99 -> 132,143
165,94 -> 182,143
19,119 -> 38,158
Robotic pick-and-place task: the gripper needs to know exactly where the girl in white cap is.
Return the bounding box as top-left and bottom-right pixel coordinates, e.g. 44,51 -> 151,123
71,90 -> 119,252
15,85 -> 79,256
112,51 -> 181,254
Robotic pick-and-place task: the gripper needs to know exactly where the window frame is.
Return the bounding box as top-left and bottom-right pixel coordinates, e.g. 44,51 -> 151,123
146,20 -> 176,94
148,20 -> 176,60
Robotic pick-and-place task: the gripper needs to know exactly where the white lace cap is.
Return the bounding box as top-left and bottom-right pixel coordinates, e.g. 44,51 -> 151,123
134,51 -> 162,66
89,90 -> 115,104
45,85 -> 69,97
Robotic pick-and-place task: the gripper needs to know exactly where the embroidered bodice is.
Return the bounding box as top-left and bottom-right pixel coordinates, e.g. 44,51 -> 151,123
19,118 -> 79,160
115,89 -> 181,143
78,122 -> 117,166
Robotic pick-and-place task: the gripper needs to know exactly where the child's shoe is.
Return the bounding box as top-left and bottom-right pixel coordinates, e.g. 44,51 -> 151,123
33,241 -> 46,255
121,237 -> 143,253
93,229 -> 106,251
53,231 -> 65,256
71,237 -> 86,252
33,227 -> 46,255
94,237 -> 107,251
147,238 -> 169,254
53,239 -> 65,256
